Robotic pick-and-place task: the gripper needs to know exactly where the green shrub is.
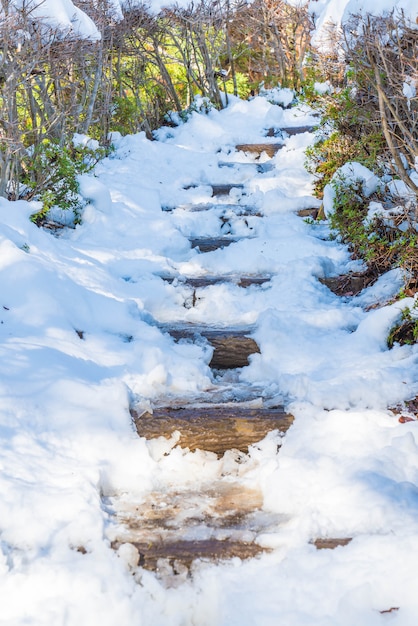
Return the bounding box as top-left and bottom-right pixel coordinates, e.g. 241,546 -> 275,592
23,139 -> 109,226
329,173 -> 418,280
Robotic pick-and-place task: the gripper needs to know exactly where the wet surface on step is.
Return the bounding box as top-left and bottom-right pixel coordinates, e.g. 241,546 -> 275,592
132,405 -> 293,455
107,482 -> 287,576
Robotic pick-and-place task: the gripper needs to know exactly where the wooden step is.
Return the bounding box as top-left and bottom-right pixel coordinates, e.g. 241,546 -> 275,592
112,538 -> 265,572
266,125 -> 315,138
132,405 -> 293,455
164,326 -> 260,369
162,203 -> 261,215
108,482 -> 282,574
190,237 -> 239,252
235,143 -> 284,158
297,207 -> 319,219
211,183 -> 245,196
312,538 -> 352,550
218,161 -> 275,174
184,183 -> 245,196
319,272 -> 376,296
161,274 -> 271,289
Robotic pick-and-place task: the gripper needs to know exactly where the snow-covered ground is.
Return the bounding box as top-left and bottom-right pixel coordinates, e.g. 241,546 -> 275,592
1,93 -> 418,625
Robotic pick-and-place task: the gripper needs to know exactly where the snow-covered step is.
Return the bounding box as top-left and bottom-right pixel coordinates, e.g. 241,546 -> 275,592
160,273 -> 271,289
162,325 -> 260,369
108,481 -> 284,575
132,404 -> 293,455
235,143 -> 284,158
184,183 -> 245,196
218,161 -> 275,174
189,236 -> 240,252
266,125 -> 315,137
162,203 -> 261,216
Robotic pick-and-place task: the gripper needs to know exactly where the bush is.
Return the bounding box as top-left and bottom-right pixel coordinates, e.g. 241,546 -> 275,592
23,139 -> 109,227
329,173 -> 418,281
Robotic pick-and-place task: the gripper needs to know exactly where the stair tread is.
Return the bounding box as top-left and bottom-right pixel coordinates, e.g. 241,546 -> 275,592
132,405 -> 293,455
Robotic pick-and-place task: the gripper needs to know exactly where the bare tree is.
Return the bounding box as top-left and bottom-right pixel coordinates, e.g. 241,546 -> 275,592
343,13 -> 418,194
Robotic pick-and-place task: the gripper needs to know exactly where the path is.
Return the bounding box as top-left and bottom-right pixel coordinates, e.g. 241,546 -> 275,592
106,123 -> 356,579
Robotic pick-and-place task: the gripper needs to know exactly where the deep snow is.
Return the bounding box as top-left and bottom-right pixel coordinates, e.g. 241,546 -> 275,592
0,91 -> 417,624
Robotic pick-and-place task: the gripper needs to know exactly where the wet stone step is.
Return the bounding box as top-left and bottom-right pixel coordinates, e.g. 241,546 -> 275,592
163,326 -> 260,369
161,274 -> 271,289
132,405 -> 293,455
235,143 -> 284,158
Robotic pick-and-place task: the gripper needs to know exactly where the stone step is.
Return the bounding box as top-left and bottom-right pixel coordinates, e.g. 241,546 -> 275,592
161,274 -> 271,289
235,143 -> 284,158
190,236 -> 239,252
132,404 -> 293,455
162,325 -> 260,369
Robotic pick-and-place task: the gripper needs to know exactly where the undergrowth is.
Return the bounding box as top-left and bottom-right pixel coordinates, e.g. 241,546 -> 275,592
387,302 -> 418,348
24,139 -> 110,227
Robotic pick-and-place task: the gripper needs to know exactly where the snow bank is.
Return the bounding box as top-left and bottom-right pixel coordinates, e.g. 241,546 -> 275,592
309,0 -> 418,48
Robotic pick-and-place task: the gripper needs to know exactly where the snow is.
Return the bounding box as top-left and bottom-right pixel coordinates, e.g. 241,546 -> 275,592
11,0 -> 101,40
8,0 -> 417,44
1,89 -> 418,624
309,0 -> 418,48
323,162 -> 381,218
